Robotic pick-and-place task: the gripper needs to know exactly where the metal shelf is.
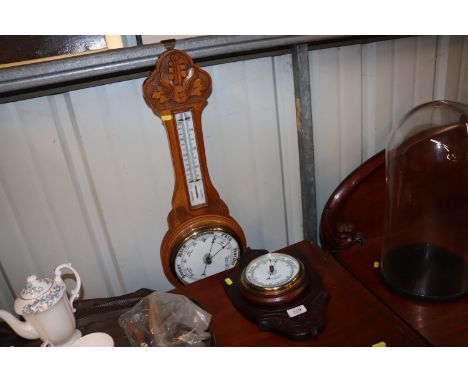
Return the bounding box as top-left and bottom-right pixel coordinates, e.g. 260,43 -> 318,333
0,35 -> 399,104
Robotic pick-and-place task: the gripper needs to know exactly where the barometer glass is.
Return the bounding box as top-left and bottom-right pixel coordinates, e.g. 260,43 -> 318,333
243,253 -> 302,290
174,229 -> 240,284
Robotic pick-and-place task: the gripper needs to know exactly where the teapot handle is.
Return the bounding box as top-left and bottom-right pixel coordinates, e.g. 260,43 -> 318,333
54,263 -> 81,312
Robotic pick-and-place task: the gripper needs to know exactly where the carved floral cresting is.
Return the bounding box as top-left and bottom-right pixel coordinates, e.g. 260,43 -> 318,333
143,49 -> 211,115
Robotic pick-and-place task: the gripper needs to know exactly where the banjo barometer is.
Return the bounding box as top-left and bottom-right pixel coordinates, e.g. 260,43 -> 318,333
143,47 -> 246,286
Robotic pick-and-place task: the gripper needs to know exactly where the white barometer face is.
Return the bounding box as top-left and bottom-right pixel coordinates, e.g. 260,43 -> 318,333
244,253 -> 301,290
174,229 -> 240,284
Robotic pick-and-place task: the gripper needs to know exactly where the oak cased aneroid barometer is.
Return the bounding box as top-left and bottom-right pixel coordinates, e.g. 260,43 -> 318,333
223,248 -> 329,341
143,48 -> 246,286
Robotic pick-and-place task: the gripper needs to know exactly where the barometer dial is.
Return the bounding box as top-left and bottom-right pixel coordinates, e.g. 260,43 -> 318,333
173,229 -> 240,284
242,253 -> 303,291
223,248 -> 329,340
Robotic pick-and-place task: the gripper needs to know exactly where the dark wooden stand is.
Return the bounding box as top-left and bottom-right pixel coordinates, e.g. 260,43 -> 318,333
223,248 -> 329,341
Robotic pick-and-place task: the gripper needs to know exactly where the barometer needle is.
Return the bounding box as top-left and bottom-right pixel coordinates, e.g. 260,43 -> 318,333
267,266 -> 274,280
267,258 -> 278,280
201,262 -> 208,278
208,236 -> 216,256
209,242 -> 228,260
201,236 -> 217,277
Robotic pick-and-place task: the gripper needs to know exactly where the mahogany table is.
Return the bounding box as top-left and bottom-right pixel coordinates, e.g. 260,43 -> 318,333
336,237 -> 468,346
319,149 -> 468,347
170,240 -> 427,346
2,240 -> 465,346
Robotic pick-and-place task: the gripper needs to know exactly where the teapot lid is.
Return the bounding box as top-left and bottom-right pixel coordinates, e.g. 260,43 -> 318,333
16,275 -> 65,315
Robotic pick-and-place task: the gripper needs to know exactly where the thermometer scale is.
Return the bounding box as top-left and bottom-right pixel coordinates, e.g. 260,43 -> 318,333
175,111 -> 206,207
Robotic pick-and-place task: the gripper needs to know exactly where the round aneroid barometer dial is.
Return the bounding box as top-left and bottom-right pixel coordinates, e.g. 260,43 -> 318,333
173,228 -> 241,284
224,249 -> 329,339
241,253 -> 304,293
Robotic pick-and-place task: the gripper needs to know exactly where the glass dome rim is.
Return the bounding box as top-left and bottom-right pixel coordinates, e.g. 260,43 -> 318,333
397,99 -> 468,129
386,99 -> 468,152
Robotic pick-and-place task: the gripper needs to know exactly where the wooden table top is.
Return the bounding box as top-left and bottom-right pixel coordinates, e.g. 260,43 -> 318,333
3,239 -> 464,347
337,238 -> 468,346
171,240 -> 426,346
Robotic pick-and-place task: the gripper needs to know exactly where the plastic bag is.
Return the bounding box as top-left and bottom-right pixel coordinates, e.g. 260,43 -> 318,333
118,291 -> 212,346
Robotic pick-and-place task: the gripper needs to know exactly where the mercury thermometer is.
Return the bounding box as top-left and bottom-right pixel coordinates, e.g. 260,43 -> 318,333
175,111 -> 206,207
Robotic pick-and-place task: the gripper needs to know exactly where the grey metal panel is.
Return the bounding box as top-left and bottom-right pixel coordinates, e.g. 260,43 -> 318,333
0,35 -> 401,104
292,44 -> 317,244
0,55 -> 302,297
310,44 -> 364,243
121,35 -> 139,48
0,260 -> 15,308
311,36 -> 448,242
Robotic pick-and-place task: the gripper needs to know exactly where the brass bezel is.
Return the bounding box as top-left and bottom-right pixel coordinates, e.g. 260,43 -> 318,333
171,225 -> 241,284
240,253 -> 306,296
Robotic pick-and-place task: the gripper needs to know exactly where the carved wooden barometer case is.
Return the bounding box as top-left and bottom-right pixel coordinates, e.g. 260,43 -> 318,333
143,48 -> 246,286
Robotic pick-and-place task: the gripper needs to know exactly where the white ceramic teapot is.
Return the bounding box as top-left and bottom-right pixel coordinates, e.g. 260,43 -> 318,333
0,263 -> 82,346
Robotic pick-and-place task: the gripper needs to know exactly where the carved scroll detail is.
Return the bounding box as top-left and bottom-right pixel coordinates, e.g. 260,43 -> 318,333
333,222 -> 364,249
143,49 -> 212,115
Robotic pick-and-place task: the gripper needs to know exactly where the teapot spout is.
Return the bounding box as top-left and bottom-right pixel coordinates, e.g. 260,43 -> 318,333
0,309 -> 39,339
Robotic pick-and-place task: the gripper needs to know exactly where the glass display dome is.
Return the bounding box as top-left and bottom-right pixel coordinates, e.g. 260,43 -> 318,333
381,100 -> 468,301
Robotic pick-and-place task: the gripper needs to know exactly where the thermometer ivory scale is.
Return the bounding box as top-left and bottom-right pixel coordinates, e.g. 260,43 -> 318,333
175,111 -> 206,207
143,47 -> 246,286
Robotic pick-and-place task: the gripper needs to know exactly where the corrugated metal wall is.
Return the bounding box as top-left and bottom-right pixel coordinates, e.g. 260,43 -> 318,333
311,36 -> 468,234
0,36 -> 467,309
0,54 -> 301,308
